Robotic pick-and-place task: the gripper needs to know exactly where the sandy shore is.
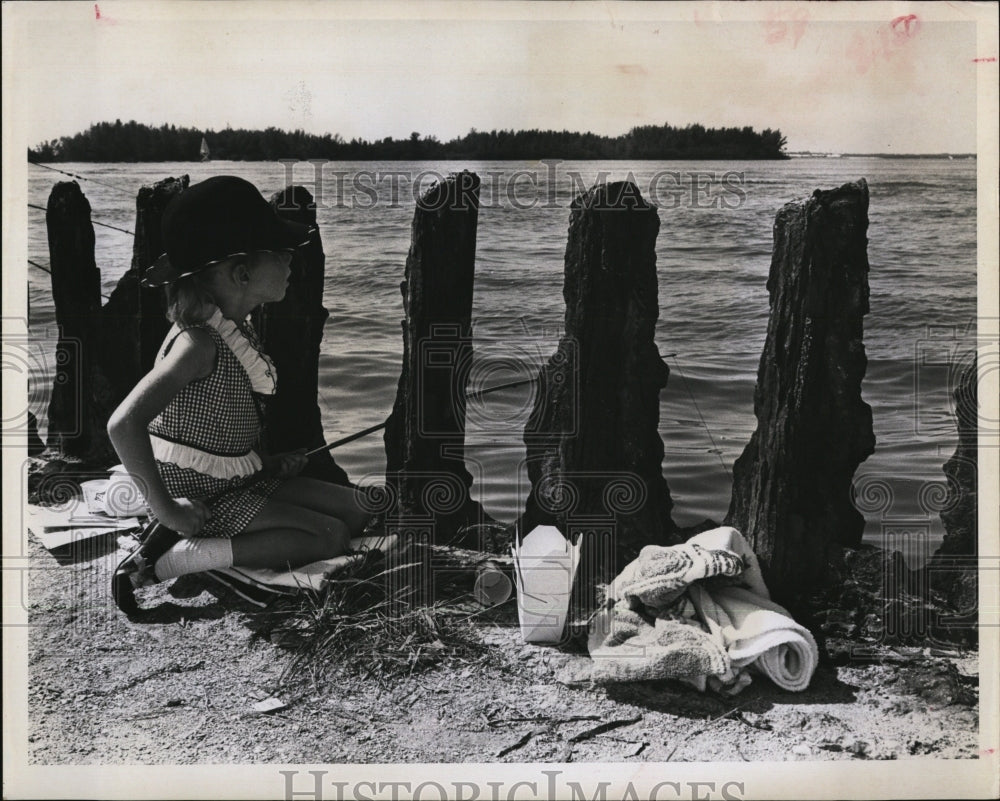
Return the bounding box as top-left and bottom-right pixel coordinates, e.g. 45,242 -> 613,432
23,529 -> 980,766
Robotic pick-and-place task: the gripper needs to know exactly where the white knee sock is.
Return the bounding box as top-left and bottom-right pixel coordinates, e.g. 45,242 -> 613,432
154,537 -> 234,581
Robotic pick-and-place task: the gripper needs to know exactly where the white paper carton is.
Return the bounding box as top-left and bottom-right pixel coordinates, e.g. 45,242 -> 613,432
511,525 -> 581,643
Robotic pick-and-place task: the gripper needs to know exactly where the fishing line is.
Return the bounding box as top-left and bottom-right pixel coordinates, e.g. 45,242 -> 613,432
28,202 -> 135,236
27,259 -> 112,301
669,355 -> 731,479
309,360 -> 730,487
29,160 -> 138,198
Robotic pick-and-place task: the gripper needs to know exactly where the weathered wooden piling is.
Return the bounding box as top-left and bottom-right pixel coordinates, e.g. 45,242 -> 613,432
523,181 -> 677,580
44,180 -> 113,461
726,179 -> 875,604
383,171 -> 490,541
252,185 -> 350,486
99,176 -> 187,407
133,176 -> 187,374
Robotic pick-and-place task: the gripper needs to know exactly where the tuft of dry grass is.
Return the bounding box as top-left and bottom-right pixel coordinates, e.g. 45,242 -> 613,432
272,547 -> 491,692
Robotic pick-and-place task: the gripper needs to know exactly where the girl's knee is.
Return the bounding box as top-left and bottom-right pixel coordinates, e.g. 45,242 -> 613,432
343,505 -> 370,533
319,518 -> 351,557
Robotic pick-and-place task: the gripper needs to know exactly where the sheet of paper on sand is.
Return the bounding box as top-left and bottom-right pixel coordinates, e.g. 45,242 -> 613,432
26,502 -> 141,553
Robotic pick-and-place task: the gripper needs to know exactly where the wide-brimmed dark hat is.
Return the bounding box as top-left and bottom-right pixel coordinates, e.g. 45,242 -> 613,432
142,176 -> 314,287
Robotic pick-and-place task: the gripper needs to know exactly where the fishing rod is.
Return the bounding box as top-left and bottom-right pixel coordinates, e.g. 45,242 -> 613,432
304,376 -> 538,457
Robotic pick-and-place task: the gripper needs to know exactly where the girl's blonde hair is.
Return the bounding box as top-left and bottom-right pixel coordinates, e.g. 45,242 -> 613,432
165,271 -> 218,327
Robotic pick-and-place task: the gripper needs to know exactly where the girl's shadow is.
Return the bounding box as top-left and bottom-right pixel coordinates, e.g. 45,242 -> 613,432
125,574 -> 264,624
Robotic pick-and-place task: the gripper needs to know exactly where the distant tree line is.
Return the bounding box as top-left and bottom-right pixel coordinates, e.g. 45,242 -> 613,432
29,119 -> 788,162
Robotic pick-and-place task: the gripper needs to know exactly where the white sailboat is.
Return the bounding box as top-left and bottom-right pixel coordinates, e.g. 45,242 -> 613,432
199,136 -> 211,162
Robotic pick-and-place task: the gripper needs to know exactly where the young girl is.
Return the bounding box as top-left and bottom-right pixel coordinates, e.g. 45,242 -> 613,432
109,175 -> 370,614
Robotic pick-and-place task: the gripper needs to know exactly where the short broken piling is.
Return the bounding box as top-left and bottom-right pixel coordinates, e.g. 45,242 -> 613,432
726,179 -> 875,605
523,181 -> 678,585
383,171 -> 490,542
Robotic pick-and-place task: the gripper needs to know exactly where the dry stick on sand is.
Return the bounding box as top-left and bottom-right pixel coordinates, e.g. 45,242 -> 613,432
568,715 -> 643,744
488,714 -> 602,727
495,731 -> 536,758
664,705 -> 745,761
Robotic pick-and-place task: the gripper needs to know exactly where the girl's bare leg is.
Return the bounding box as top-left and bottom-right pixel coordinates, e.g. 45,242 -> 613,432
269,477 -> 371,535
232,500 -> 351,569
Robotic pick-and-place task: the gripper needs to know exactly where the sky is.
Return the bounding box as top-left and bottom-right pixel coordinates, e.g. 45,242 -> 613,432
5,1 -> 992,155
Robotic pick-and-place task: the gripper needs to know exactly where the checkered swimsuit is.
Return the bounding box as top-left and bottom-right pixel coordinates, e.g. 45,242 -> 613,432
148,323 -> 283,537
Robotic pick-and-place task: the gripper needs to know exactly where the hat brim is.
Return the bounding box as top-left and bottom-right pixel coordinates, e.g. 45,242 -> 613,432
142,219 -> 315,288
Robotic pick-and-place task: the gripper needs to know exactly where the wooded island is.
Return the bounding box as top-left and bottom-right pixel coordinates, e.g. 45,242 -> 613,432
29,120 -> 789,162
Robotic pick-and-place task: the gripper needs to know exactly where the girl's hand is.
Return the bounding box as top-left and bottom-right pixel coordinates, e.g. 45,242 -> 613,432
156,497 -> 211,537
263,449 -> 308,479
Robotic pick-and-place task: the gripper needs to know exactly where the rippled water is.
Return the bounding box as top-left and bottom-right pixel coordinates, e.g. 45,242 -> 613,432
26,158 -> 977,564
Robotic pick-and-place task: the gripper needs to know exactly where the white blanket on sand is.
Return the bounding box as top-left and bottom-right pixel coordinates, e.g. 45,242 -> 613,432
215,534 -> 397,593
583,527 -> 818,693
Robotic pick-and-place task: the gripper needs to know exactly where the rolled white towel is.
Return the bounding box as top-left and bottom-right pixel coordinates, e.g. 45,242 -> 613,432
749,630 -> 817,693
689,584 -> 818,693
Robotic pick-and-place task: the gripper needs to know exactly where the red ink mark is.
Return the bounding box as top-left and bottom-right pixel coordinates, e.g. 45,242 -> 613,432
848,17 -> 921,74
891,14 -> 919,38
94,4 -> 100,19
984,747 -> 996,754
762,9 -> 809,48
973,57 -> 997,63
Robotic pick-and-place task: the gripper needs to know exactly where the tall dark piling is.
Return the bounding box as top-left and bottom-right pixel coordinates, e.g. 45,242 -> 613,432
252,185 -> 350,486
726,179 -> 875,605
523,181 -> 677,584
927,356 -> 978,639
133,176 -> 187,374
383,171 -> 489,542
44,181 -> 112,461
98,176 -> 187,444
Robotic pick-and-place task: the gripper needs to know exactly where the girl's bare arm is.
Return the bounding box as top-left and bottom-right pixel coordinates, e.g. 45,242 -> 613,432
107,328 -> 216,535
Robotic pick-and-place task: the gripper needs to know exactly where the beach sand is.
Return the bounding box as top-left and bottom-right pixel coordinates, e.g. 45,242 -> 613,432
24,525 -> 979,765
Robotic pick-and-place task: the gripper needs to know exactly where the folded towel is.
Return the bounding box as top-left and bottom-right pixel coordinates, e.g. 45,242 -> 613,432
684,526 -> 769,598
610,538 -> 746,611
585,604 -> 731,684
676,669 -> 753,696
688,583 -> 818,692
583,526 -> 817,693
